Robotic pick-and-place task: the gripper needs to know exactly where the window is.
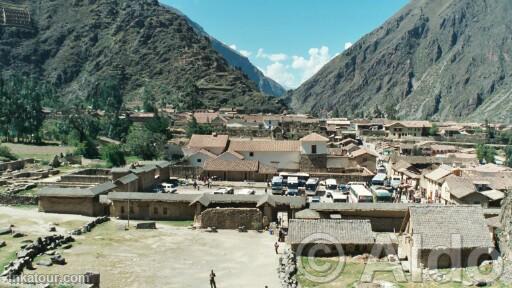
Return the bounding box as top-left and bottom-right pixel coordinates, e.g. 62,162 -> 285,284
163,207 -> 168,215
120,206 -> 125,214
249,152 -> 254,157
197,158 -> 202,163
153,207 -> 159,215
311,145 -> 317,154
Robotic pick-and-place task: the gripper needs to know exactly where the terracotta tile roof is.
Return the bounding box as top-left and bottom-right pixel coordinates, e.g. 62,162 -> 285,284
387,121 -> 432,128
203,159 -> 259,172
216,151 -> 245,160
300,133 -> 329,142
108,192 -> 198,203
229,139 -> 300,152
287,219 -> 375,245
258,162 -> 278,175
404,206 -> 494,249
351,148 -> 378,158
187,134 -> 229,150
193,112 -> 226,124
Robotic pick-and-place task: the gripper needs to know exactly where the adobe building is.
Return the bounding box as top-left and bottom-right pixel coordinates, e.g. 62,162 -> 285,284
38,182 -> 116,216
108,192 -> 197,221
399,206 -> 494,272
287,219 -> 375,256
202,159 -> 277,182
113,173 -> 139,192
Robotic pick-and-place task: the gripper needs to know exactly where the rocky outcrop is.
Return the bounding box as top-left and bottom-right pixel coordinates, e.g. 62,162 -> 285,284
278,249 -> 298,288
290,0 -> 512,123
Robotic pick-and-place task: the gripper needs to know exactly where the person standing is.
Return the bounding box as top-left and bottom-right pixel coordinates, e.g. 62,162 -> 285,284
274,242 -> 279,255
210,270 -> 217,288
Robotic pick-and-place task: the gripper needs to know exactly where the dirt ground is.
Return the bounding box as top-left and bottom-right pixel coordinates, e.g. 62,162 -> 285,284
0,206 -> 282,288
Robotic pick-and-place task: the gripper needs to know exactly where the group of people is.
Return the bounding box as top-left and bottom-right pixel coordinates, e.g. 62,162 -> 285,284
189,175 -> 213,190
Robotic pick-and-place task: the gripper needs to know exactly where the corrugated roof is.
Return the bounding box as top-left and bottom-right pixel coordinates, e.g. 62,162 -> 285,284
38,183 -> 115,198
424,165 -> 453,182
300,133 -> 329,142
406,206 -> 494,249
287,219 -> 375,245
115,173 -> 138,185
108,192 -> 198,203
480,190 -> 506,201
310,202 -> 415,212
295,209 -> 321,219
387,121 -> 432,128
229,140 -> 300,152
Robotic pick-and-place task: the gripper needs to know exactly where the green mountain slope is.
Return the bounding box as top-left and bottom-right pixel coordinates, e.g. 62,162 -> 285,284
0,0 -> 283,112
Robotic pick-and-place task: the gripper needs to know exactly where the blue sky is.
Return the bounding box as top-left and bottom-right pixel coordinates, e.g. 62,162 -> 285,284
161,0 -> 409,89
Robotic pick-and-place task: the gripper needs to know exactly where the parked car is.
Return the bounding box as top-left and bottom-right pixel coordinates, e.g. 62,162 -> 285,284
390,176 -> 401,189
213,187 -> 234,195
237,188 -> 256,195
338,184 -> 349,194
162,183 -> 177,193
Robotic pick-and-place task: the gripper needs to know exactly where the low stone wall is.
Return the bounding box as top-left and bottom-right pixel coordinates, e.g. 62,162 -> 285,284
59,175 -> 110,184
0,194 -> 38,205
200,208 -> 263,230
0,159 -> 34,172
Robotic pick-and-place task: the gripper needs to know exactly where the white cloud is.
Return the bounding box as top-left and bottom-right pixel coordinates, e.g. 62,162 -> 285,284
228,44 -> 252,58
239,50 -> 252,57
256,48 -> 288,62
291,46 -> 331,83
344,42 -> 353,50
261,62 -> 296,89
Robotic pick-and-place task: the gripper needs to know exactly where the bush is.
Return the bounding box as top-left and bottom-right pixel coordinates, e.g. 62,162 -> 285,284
101,144 -> 126,167
75,139 -> 100,159
0,145 -> 17,160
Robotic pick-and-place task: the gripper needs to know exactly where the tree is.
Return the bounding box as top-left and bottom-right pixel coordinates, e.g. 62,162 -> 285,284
505,146 -> 512,168
384,104 -> 399,120
124,125 -> 166,160
101,144 -> 126,167
145,113 -> 170,138
485,119 -> 496,143
75,138 -> 100,159
428,124 -> 439,136
0,74 -> 53,143
476,144 -> 496,164
186,117 -> 213,137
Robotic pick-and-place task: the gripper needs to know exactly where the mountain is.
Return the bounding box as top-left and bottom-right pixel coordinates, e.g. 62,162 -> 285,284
0,0 -> 284,112
164,5 -> 286,97
290,0 -> 512,123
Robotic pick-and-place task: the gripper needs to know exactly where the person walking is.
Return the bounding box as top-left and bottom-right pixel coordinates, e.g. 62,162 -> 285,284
274,241 -> 279,255
210,270 -> 217,288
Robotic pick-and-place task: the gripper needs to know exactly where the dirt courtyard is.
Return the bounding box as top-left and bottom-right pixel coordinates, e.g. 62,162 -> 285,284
0,206 -> 281,288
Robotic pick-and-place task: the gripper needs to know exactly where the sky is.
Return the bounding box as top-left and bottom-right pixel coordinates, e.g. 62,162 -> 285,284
161,0 -> 409,89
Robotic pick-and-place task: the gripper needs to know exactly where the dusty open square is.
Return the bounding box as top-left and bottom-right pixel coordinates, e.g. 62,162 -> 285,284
0,206 -> 281,288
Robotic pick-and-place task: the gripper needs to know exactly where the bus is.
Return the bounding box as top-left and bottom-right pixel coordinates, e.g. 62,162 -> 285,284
326,179 -> 338,191
271,176 -> 284,195
332,193 -> 348,203
371,174 -> 387,186
305,178 -> 319,196
372,188 -> 393,203
287,177 -> 299,196
349,185 -> 374,203
280,172 -> 309,192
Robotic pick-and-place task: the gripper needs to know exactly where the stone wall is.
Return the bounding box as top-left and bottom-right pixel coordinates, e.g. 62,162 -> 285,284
200,208 -> 263,230
110,200 -> 195,221
38,196 -> 105,217
0,159 -> 34,172
0,194 -> 38,205
59,175 -> 110,184
300,155 -> 327,172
